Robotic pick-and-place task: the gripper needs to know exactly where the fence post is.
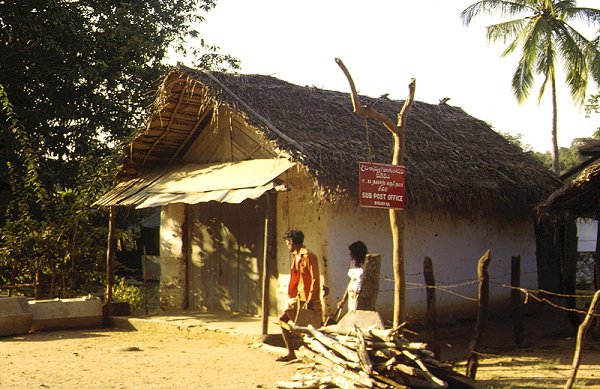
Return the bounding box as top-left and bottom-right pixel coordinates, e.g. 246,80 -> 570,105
466,250 -> 491,379
565,289 -> 600,389
423,256 -> 440,359
511,255 -> 524,345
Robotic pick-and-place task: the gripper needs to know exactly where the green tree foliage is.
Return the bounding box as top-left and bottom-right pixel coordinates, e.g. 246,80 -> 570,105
461,1 -> 600,175
0,1 -> 238,296
585,92 -> 600,138
499,131 -> 588,175
498,131 -> 533,152
532,137 -> 593,175
533,145 -> 583,175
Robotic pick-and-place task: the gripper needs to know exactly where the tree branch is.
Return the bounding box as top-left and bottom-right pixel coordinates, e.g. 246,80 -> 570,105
335,58 -> 398,133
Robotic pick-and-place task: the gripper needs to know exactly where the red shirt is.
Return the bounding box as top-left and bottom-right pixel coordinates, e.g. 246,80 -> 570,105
288,246 -> 320,302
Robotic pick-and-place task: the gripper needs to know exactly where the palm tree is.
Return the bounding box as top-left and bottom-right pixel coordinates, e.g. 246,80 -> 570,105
461,0 -> 600,174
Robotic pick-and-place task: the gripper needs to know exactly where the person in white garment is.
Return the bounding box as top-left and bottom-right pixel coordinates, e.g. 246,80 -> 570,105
337,241 -> 368,312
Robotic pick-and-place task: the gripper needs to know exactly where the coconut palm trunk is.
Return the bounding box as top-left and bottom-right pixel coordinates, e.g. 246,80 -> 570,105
461,1 -> 600,176
551,73 -> 560,175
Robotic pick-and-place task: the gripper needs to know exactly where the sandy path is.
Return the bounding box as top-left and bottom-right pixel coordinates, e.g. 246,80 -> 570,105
2,308 -> 600,389
1,329 -> 298,389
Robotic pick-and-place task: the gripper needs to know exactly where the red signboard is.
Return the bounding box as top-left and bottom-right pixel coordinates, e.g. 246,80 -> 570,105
359,162 -> 405,210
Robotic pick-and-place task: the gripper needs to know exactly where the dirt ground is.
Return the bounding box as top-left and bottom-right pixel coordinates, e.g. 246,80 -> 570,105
1,328 -> 299,389
435,305 -> 600,389
2,307 -> 600,389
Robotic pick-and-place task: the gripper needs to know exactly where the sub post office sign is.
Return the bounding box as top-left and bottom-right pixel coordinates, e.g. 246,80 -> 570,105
359,162 -> 405,210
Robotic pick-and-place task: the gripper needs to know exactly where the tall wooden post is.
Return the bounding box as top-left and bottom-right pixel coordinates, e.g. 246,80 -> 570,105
593,215 -> 600,338
565,289 -> 600,389
105,206 -> 116,305
335,58 -> 415,327
423,256 -> 440,359
511,255 -> 524,345
143,243 -> 149,315
182,205 -> 190,309
261,192 -> 275,335
466,250 -> 491,379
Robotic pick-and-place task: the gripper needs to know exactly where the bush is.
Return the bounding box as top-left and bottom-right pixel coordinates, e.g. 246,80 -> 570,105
112,277 -> 143,312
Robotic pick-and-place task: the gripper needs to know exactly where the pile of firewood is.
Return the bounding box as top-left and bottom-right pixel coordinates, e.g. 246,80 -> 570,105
276,323 -> 475,389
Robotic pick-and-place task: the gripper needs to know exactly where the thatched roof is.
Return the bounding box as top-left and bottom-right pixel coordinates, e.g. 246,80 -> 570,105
116,65 -> 561,218
538,161 -> 600,221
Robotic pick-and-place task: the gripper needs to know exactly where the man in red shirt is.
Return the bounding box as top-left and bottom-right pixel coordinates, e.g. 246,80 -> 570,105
276,229 -> 322,362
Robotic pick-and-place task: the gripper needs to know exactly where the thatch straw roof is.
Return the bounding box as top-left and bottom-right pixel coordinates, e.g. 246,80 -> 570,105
117,65 -> 561,218
538,162 -> 600,221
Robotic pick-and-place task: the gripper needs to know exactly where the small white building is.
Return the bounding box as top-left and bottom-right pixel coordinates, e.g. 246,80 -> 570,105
95,66 -> 562,323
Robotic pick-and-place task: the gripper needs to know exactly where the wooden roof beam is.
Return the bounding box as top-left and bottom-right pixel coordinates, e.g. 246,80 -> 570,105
142,86 -> 187,166
169,106 -> 212,163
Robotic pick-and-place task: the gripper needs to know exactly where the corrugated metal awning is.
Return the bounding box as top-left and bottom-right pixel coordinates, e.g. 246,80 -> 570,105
93,159 -> 294,209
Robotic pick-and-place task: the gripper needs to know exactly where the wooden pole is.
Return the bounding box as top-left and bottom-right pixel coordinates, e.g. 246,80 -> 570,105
143,243 -> 148,315
261,192 -> 274,335
511,255 -> 524,345
565,289 -> 600,389
335,58 -> 415,327
105,206 -> 116,306
423,256 -> 440,360
466,250 -> 491,379
593,215 -> 600,338
181,205 -> 190,310
562,222 -> 579,331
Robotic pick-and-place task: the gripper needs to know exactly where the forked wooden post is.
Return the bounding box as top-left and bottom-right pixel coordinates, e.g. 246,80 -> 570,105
565,289 -> 600,389
335,58 -> 415,327
466,250 -> 491,379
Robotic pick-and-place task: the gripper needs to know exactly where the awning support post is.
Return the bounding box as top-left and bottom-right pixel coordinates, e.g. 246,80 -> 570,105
105,206 -> 116,305
261,192 -> 275,335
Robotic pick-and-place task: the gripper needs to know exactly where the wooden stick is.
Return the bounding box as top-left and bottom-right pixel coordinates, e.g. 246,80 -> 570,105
355,325 -> 374,375
335,57 -> 415,327
105,206 -> 116,305
402,350 -> 448,388
298,347 -> 375,388
466,250 -> 491,379
291,324 -> 360,363
372,372 -> 408,388
320,325 -> 406,343
511,255 -> 524,345
260,192 -> 274,335
564,289 -> 600,389
303,337 -> 360,370
424,256 -> 440,359
334,58 -> 398,132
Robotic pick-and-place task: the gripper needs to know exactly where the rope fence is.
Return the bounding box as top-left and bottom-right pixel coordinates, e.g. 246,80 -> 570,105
403,278 -> 600,317
379,264 -> 598,317
393,251 -> 600,385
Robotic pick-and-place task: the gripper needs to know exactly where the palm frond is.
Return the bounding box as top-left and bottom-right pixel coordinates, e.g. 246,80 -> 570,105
536,73 -> 551,104
536,42 -> 555,104
464,0 -> 600,109
509,17 -> 550,102
554,22 -> 592,105
585,35 -> 600,82
562,7 -> 600,25
486,18 -> 527,45
461,0 -> 536,26
555,0 -> 577,15
512,57 -> 535,102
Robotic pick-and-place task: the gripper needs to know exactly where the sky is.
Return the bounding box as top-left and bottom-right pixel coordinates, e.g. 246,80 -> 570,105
168,0 -> 600,152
